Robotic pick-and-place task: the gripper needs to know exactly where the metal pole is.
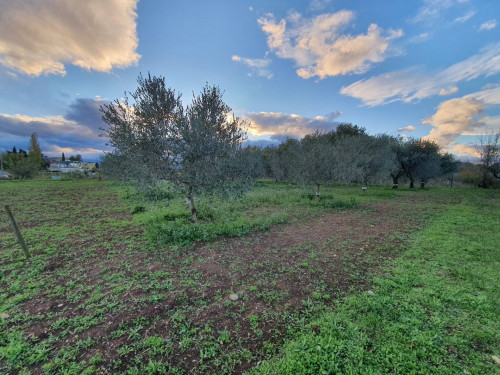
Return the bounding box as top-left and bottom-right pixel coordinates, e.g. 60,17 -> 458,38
4,205 -> 31,259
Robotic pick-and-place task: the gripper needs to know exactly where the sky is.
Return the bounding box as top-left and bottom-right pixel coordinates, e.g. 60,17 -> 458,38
0,0 -> 499,162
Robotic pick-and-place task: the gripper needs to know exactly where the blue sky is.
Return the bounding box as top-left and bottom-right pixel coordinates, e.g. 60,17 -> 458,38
0,0 -> 499,161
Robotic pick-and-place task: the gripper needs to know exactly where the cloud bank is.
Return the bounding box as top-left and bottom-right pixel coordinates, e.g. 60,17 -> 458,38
244,110 -> 341,140
0,0 -> 140,76
0,98 -> 109,159
258,11 -> 402,79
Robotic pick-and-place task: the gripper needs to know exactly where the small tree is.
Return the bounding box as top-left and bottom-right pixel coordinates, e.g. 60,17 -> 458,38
28,132 -> 44,170
237,146 -> 267,180
101,74 -> 249,222
170,84 -> 248,221
350,134 -> 393,187
100,73 -> 183,187
267,138 -> 301,182
61,152 -> 66,161
296,131 -> 359,200
395,138 -> 442,188
69,154 -> 82,162
476,132 -> 500,188
414,141 -> 442,188
298,131 -> 337,200
2,151 -> 37,179
440,152 -> 458,187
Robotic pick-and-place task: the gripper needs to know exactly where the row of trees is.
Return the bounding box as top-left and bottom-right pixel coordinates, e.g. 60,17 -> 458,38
1,133 -> 45,179
262,126 -> 458,198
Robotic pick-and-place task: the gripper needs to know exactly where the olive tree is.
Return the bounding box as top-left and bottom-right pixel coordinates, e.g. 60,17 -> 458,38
267,138 -> 301,182
169,84 -> 248,221
413,140 -> 442,188
349,134 -> 394,187
388,136 -> 406,189
296,131 -> 363,200
394,138 -> 442,188
298,131 -> 337,200
100,73 -> 182,187
476,132 -> 500,188
440,152 -> 458,187
101,74 -> 249,222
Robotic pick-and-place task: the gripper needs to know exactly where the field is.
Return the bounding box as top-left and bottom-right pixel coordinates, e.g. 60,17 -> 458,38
0,179 -> 498,374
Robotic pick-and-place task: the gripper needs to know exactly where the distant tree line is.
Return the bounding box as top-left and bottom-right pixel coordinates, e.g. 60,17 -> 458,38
1,133 -> 45,179
260,125 -> 461,195
1,133 -> 96,179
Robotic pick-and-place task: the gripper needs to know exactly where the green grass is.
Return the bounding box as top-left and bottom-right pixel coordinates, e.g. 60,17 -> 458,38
1,178 -> 498,374
249,190 -> 500,374
117,180 -> 396,245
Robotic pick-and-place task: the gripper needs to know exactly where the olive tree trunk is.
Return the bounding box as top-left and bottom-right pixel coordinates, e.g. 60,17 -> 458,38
186,196 -> 198,222
391,175 -> 399,189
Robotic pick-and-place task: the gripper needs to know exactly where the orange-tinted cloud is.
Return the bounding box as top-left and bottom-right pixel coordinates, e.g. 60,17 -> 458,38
244,111 -> 341,139
258,11 -> 402,79
0,0 -> 140,76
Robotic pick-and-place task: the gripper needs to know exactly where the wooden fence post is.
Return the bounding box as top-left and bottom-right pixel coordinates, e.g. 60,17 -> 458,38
4,205 -> 31,259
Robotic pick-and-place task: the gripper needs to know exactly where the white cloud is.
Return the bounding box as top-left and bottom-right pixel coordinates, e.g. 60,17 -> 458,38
439,86 -> 459,96
309,0 -> 332,12
409,32 -> 432,43
454,10 -> 475,23
480,20 -> 497,31
398,125 -> 415,132
258,11 -> 402,79
0,0 -> 140,76
232,54 -> 273,79
244,111 -> 341,139
466,85 -> 500,105
411,0 -> 467,23
341,43 -> 500,106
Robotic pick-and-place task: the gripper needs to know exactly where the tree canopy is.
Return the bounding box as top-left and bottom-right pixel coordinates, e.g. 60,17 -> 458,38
100,74 -> 249,221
